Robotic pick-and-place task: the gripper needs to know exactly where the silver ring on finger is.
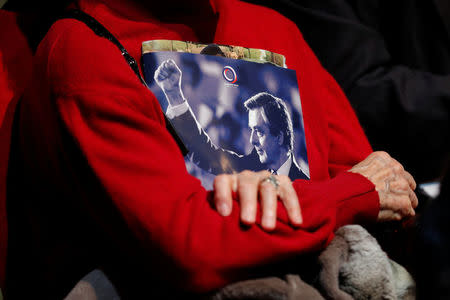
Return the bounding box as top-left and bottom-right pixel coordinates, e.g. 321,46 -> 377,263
384,179 -> 391,193
260,174 -> 279,190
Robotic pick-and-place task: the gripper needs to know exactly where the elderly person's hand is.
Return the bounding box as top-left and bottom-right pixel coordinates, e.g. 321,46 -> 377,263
213,170 -> 303,231
349,151 -> 418,222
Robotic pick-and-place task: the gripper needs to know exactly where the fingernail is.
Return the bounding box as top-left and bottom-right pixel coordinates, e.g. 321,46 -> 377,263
218,203 -> 230,216
232,181 -> 237,192
262,215 -> 275,230
242,210 -> 254,224
294,214 -> 303,225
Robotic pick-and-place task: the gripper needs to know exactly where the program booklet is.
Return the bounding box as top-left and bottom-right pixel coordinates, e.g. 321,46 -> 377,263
142,40 -> 309,189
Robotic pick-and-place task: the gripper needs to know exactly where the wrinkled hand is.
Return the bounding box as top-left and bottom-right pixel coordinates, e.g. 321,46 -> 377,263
213,170 -> 303,231
153,59 -> 184,106
349,151 -> 418,222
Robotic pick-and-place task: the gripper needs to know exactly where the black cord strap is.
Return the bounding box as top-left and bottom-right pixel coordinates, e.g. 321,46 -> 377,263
61,9 -> 145,85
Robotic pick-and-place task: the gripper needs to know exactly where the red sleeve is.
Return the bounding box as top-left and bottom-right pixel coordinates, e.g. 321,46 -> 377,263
46,20 -> 377,292
319,69 -> 380,227
318,48 -> 380,227
281,21 -> 379,228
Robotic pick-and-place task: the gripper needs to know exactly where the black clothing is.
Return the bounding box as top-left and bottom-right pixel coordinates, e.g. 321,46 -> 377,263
417,168 -> 450,298
288,159 -> 309,181
246,0 -> 450,182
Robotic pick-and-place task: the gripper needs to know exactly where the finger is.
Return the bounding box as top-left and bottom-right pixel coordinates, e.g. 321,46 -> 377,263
277,175 -> 302,226
379,209 -> 402,221
213,174 -> 234,216
154,66 -> 164,79
167,59 -> 181,73
388,181 -> 416,217
403,170 -> 416,190
159,68 -> 170,78
370,168 -> 396,191
389,177 -> 410,194
154,66 -> 161,80
156,69 -> 169,82
238,171 -> 259,225
259,176 -> 278,230
378,210 -> 402,222
166,59 -> 177,70
401,195 -> 415,217
388,158 -> 417,190
380,192 -> 412,217
165,60 -> 178,74
409,189 -> 419,209
395,194 -> 414,217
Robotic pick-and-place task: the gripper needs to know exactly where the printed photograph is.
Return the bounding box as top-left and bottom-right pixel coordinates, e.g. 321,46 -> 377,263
143,50 -> 308,189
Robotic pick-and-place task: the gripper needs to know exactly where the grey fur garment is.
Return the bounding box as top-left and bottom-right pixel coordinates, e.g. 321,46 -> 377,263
318,225 -> 415,300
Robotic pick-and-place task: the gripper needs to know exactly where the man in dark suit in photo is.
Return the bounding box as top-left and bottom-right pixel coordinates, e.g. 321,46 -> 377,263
154,59 -> 309,181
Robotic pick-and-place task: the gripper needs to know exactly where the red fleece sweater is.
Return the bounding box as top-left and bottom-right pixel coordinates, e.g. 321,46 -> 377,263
8,0 -> 378,296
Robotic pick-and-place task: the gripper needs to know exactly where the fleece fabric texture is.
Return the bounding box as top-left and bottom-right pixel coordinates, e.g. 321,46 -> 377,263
6,0 -> 379,298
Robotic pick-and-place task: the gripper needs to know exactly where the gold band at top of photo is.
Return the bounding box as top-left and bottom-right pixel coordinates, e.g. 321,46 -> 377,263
142,40 -> 286,68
